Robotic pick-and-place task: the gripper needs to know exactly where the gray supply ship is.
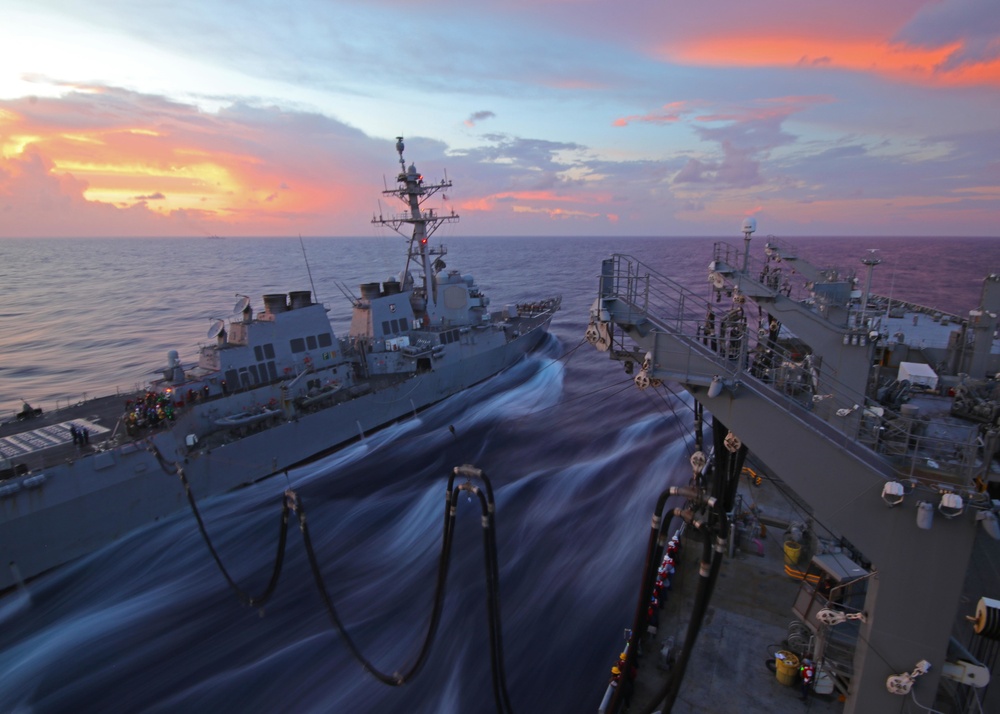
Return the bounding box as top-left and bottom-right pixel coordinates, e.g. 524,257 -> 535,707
587,220 -> 1000,713
0,138 -> 560,592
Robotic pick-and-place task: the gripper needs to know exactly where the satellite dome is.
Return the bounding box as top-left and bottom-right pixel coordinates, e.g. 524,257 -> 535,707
742,217 -> 757,234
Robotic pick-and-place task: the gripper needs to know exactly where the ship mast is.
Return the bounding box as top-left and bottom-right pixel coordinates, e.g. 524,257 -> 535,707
371,137 -> 459,315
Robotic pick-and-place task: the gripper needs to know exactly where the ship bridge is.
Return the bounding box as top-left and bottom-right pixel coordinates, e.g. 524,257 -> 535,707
590,248 -> 994,714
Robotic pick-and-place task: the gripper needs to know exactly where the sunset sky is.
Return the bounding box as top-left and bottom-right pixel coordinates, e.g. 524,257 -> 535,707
1,0 -> 998,238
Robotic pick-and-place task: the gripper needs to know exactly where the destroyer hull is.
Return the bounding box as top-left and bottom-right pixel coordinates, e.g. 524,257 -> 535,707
0,321 -> 552,591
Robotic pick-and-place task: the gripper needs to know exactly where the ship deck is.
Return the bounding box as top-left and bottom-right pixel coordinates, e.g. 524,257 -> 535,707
618,475 -> 844,714
618,467 -> 1000,714
0,394 -> 137,477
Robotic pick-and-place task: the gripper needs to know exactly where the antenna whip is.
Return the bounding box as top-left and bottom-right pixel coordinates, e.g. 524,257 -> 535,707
299,234 -> 318,299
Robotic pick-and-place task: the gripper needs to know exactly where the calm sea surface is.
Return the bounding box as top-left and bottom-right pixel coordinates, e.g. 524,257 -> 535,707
0,234 -> 997,713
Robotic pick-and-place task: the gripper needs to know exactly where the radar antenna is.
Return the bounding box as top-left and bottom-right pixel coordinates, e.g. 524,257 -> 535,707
233,295 -> 250,315
372,136 -> 460,315
207,319 -> 226,339
396,136 -> 406,172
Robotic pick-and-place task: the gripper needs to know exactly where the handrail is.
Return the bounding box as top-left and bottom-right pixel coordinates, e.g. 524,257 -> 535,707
601,254 -> 983,492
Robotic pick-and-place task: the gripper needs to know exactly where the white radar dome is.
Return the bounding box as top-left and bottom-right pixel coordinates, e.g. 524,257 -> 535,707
742,217 -> 757,234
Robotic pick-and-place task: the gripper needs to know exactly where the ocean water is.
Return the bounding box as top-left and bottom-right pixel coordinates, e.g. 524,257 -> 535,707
0,234 -> 995,713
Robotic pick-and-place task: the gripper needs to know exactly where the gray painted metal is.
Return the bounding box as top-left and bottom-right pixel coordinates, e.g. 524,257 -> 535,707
590,248 -> 999,714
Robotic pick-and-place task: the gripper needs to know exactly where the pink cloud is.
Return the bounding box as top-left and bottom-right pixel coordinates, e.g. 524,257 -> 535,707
0,147 -> 182,237
614,101 -> 691,127
0,88 -> 391,237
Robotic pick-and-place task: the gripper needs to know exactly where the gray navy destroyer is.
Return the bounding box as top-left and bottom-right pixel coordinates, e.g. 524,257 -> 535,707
0,138 -> 560,591
588,220 -> 1000,713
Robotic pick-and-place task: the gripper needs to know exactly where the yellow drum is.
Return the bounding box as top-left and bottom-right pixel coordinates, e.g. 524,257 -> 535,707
775,650 -> 800,686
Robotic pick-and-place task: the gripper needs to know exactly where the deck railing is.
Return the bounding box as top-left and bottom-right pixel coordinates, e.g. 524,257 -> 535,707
600,254 -> 983,491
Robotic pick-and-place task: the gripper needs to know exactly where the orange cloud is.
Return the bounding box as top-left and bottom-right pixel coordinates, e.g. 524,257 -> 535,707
460,189 -> 615,223
462,189 -> 612,210
0,90 -> 382,236
512,205 -> 603,220
615,96 -> 833,129
8,127 -> 271,216
664,35 -> 1000,87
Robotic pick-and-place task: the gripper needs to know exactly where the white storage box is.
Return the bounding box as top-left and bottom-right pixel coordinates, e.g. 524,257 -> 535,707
898,362 -> 938,390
